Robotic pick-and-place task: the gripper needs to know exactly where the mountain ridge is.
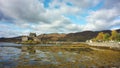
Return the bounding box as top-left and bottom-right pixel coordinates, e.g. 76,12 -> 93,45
0,29 -> 120,42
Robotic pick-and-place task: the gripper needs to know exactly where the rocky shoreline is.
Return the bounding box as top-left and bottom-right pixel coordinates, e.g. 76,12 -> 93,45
87,42 -> 120,50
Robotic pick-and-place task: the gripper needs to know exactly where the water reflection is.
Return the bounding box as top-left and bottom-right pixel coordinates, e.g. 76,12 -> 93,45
0,42 -> 21,47
21,45 -> 36,54
0,47 -> 21,68
0,43 -> 94,68
20,45 -> 61,65
0,43 -> 120,68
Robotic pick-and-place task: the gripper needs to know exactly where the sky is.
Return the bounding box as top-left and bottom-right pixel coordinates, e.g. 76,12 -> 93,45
0,0 -> 120,37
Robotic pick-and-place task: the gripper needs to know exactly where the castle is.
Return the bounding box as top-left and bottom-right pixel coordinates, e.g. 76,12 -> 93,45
22,33 -> 40,42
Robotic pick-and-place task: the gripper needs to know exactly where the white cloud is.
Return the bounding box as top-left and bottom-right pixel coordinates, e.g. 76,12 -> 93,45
0,0 -> 47,23
0,0 -> 120,37
64,0 -> 99,8
104,0 -> 120,9
83,0 -> 120,31
30,16 -> 82,33
0,24 -> 24,37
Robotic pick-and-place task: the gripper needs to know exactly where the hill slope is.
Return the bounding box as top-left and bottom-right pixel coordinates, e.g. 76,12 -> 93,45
0,29 -> 120,42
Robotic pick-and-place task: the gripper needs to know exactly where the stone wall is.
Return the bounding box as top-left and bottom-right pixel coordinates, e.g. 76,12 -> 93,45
22,36 -> 28,42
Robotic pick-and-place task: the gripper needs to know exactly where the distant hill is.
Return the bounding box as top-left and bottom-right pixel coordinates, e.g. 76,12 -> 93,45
0,36 -> 21,42
64,31 -> 98,42
116,29 -> 120,33
38,29 -> 119,42
64,29 -> 120,42
37,33 -> 66,41
0,29 -> 120,42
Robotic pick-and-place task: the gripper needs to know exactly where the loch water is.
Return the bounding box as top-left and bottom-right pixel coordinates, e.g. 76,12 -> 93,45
0,42 -> 120,68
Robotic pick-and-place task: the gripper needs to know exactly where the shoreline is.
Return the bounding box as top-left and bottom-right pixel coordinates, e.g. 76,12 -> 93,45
86,42 -> 120,50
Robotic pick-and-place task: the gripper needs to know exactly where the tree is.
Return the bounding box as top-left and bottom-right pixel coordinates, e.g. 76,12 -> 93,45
96,32 -> 104,41
110,30 -> 118,40
116,33 -> 120,41
103,33 -> 110,41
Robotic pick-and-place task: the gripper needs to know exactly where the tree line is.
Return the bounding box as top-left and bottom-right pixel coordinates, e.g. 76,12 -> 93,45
93,30 -> 120,42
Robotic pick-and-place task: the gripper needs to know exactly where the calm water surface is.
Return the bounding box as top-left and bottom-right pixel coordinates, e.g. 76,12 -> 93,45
0,42 -> 120,68
0,42 -> 78,68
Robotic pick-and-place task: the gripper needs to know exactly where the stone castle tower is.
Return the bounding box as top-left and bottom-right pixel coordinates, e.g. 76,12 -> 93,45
22,33 -> 40,42
29,33 -> 36,37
